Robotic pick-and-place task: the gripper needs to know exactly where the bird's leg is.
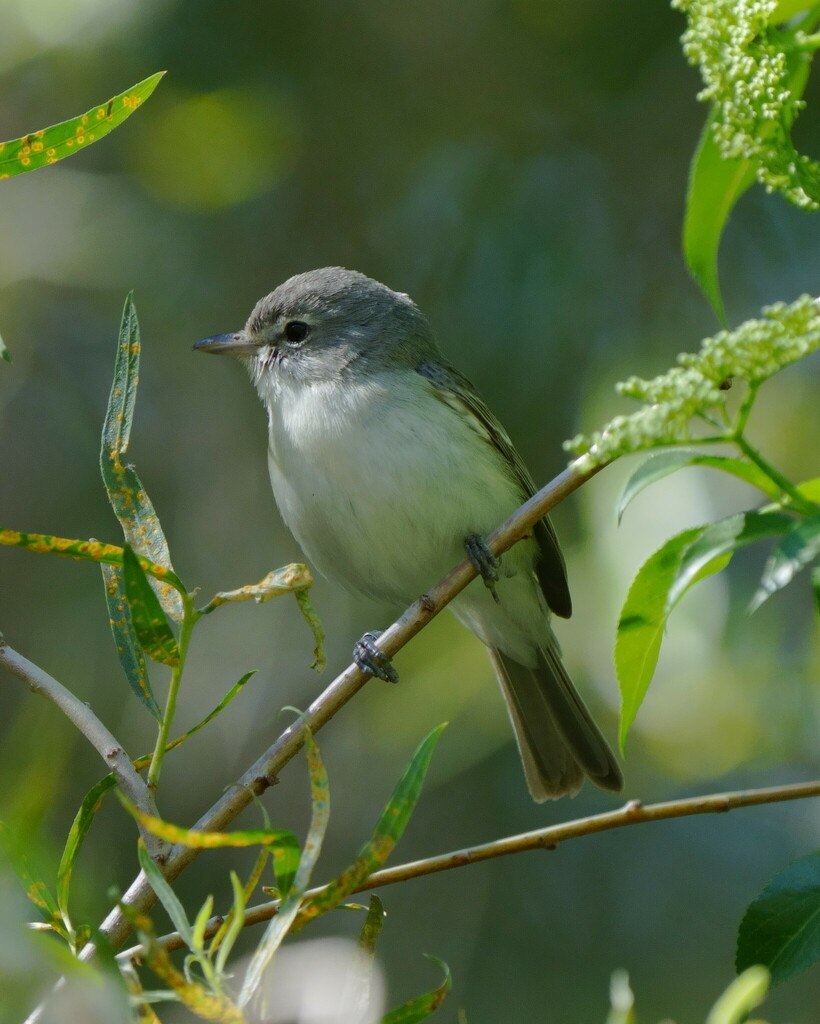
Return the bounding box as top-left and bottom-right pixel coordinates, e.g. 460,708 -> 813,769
465,534 -> 500,604
353,630 -> 399,684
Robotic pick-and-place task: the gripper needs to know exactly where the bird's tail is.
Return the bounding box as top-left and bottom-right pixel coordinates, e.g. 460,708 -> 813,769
487,645 -> 623,801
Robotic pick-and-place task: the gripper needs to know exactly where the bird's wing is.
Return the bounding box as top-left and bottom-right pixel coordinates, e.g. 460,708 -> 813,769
416,360 -> 572,618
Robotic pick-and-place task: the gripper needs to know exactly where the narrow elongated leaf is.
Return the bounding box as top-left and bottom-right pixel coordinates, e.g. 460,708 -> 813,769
751,515 -> 820,610
294,587 -> 327,671
101,294 -> 182,620
0,823 -> 69,940
123,798 -> 300,852
667,511 -> 794,609
359,894 -> 386,957
0,528 -> 184,591
796,477 -> 820,503
201,565 -> 313,612
122,544 -> 179,666
737,851 -> 820,986
101,563 -> 161,719
239,728 -> 330,1007
0,329 -> 10,363
0,73 -> 164,179
214,870 -> 250,976
295,724 -> 446,929
813,566 -> 820,613
164,671 -> 257,753
617,451 -> 781,523
706,967 -> 770,1024
137,842 -> 194,948
379,956 -> 451,1023
683,109 -> 756,323
57,774 -> 118,926
617,527 -> 718,750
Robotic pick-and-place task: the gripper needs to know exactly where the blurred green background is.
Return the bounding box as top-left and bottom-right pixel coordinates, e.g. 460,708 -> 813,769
1,0 -> 819,1020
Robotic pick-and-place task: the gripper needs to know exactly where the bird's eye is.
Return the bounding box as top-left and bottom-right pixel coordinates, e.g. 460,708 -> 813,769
284,320 -> 309,346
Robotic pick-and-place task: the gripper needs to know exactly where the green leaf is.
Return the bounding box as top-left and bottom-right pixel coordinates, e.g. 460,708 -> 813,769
57,774 -> 118,928
137,842 -> 194,949
214,870 -> 249,976
0,823 -> 69,941
101,563 -> 161,719
238,727 -> 331,1008
0,329 -> 10,364
737,851 -> 820,986
163,671 -> 257,754
813,565 -> 820,614
379,955 -> 452,1023
706,967 -> 770,1024
122,544 -> 179,666
101,294 -> 183,621
751,514 -> 820,610
296,724 -> 446,929
0,73 -> 164,179
0,528 -> 185,591
617,450 -> 782,523
122,797 -> 300,851
683,108 -> 757,323
359,894 -> 386,957
616,526 -> 720,750
667,511 -> 794,609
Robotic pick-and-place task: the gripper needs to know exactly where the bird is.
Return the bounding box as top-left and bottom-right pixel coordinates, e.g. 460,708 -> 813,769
195,267 -> 622,800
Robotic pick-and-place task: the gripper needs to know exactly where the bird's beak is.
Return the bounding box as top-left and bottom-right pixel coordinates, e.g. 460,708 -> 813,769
193,331 -> 259,356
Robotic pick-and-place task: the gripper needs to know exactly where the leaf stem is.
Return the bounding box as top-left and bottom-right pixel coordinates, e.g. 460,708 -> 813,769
733,434 -> 819,515
147,600 -> 199,792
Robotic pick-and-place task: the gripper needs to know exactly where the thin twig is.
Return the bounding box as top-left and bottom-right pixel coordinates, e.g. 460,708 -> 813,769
118,778 -> 820,961
0,638 -> 168,860
85,460 -> 603,957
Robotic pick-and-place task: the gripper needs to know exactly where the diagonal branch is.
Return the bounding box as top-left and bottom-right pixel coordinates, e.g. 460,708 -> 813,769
118,778 -> 820,961
0,638 -> 168,859
84,460 -> 603,957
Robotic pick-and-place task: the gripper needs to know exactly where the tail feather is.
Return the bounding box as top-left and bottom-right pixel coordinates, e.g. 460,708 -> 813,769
488,646 -> 623,801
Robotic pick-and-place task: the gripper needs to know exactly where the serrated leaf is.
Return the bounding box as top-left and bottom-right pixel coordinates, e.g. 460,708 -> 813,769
667,511 -> 794,609
359,894 -> 386,957
751,514 -> 820,610
101,563 -> 161,719
617,451 -> 781,523
0,72 -> 164,179
239,727 -> 330,1007
295,724 -> 446,930
736,851 -> 820,986
0,528 -> 185,590
122,544 -> 179,666
683,109 -> 756,323
101,294 -> 182,621
379,955 -> 451,1023
57,774 -> 118,928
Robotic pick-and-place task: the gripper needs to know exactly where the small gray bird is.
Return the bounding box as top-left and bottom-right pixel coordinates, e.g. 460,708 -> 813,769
196,267 -> 622,799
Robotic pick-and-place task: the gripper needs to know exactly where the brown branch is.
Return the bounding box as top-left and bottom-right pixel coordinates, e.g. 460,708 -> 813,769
117,778 -> 820,962
84,461 -> 602,958
0,639 -> 168,860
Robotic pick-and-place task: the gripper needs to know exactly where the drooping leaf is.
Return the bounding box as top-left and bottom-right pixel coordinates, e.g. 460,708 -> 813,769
57,774 -> 118,928
239,727 -> 330,1007
617,450 -> 781,524
379,956 -> 451,1023
101,294 -> 183,620
122,544 -> 179,666
294,724 -> 446,930
667,511 -> 794,609
0,528 -> 185,591
359,894 -> 386,957
616,526 -> 720,750
294,587 -> 327,671
137,842 -> 194,949
736,851 -> 820,986
683,109 -> 757,323
200,564 -> 313,612
750,514 -> 820,610
0,73 -> 164,180
101,563 -> 161,719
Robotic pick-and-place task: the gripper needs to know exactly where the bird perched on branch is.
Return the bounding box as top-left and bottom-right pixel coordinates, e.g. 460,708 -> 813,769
196,267 -> 622,800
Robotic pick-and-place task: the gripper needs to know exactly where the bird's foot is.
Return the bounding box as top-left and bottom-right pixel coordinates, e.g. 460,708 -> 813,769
354,630 -> 399,684
465,533 -> 500,604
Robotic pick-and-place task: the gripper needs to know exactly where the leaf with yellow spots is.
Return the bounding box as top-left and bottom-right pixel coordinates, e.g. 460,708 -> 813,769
122,544 -> 179,667
0,528 -> 185,590
0,72 -> 164,180
0,823 -> 70,942
379,956 -> 452,1023
292,723 -> 445,932
101,294 -> 184,621
101,562 -> 161,720
239,726 -> 330,1008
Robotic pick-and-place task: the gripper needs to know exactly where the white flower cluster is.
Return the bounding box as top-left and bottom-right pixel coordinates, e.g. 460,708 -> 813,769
565,294 -> 820,470
673,0 -> 820,209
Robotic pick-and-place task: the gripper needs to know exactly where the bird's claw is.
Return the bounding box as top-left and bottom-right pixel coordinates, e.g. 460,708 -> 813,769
465,533 -> 500,604
354,631 -> 399,684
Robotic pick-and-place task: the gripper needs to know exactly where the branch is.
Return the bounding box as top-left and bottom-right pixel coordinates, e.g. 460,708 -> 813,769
0,638 -> 168,860
118,778 -> 820,961
85,460 -> 603,956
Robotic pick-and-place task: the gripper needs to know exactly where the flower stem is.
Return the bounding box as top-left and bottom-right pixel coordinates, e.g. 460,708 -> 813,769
147,600 -> 199,792
734,435 -> 819,515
